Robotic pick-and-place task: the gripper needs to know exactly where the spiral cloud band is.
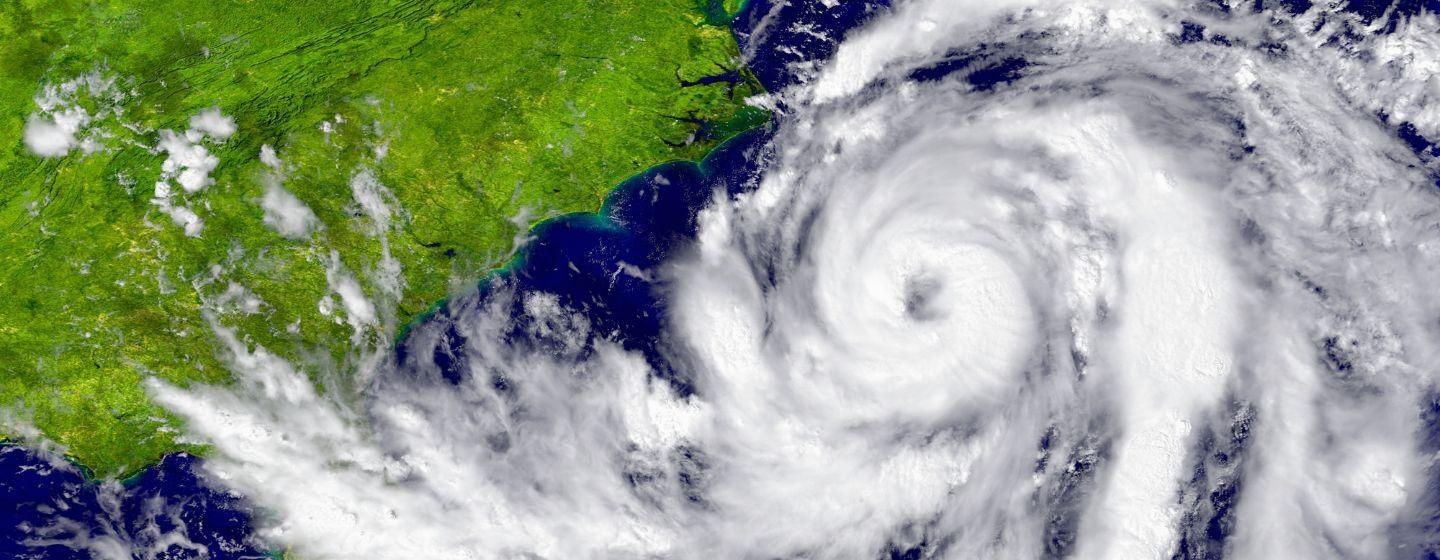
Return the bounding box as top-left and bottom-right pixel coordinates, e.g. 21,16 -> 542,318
147,1 -> 1440,558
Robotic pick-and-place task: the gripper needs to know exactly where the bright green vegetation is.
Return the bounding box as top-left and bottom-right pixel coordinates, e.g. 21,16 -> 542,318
724,0 -> 752,19
0,0 -> 765,476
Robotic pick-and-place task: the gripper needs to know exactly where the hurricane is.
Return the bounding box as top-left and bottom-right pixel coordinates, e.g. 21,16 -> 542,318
137,1 -> 1440,558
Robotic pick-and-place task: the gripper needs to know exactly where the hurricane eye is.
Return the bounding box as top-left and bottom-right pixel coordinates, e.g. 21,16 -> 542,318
902,274 -> 946,321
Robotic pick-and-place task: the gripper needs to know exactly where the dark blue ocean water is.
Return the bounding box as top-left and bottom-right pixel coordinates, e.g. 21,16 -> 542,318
5,1 -> 1440,558
394,126 -> 774,397
0,447 -> 269,558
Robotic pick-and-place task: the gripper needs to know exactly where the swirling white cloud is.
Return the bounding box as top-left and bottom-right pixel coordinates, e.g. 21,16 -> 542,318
147,1 -> 1440,559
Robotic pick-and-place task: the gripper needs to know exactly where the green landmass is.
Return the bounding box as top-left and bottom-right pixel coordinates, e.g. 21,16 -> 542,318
704,0 -> 754,23
0,0 -> 764,476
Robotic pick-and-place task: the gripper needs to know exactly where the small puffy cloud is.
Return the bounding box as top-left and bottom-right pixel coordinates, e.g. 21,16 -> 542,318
145,107 -> 235,238
22,71 -> 123,158
349,169 -> 396,230
155,196 -> 204,237
261,180 -> 320,239
157,130 -> 220,194
322,252 -> 378,336
23,114 -> 79,157
24,107 -> 91,158
188,107 -> 236,141
259,144 -> 282,170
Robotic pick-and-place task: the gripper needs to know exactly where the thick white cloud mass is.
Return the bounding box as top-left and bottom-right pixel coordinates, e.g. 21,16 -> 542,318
148,1 -> 1440,559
